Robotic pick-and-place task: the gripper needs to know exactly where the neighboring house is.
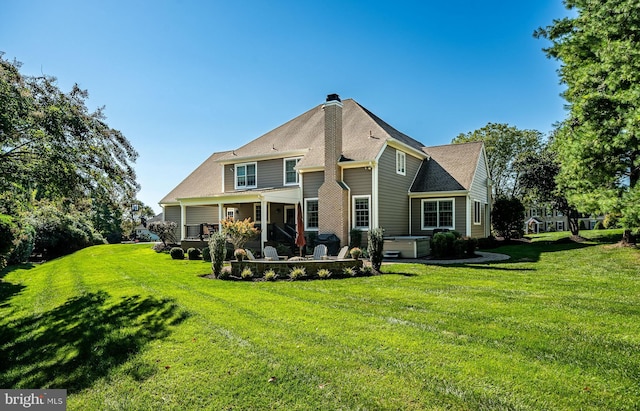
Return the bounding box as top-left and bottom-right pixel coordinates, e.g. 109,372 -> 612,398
134,213 -> 162,241
160,94 -> 491,256
524,207 -> 604,233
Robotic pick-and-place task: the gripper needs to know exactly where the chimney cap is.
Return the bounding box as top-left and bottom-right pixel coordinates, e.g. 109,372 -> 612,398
326,93 -> 341,102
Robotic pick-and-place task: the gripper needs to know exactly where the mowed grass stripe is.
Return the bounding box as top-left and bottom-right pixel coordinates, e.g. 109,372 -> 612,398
1,235 -> 639,410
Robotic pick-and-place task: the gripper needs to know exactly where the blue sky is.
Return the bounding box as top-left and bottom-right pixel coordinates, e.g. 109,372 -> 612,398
2,1 -> 569,214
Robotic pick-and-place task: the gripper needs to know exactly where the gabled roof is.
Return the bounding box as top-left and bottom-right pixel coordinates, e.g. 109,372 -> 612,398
410,141 -> 484,193
216,99 -> 425,169
160,151 -> 229,204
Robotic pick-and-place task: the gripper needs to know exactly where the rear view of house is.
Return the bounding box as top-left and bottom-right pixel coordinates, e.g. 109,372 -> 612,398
160,94 -> 491,256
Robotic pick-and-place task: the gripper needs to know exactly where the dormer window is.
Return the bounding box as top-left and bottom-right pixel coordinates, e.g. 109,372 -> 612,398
235,162 -> 257,189
284,157 -> 301,185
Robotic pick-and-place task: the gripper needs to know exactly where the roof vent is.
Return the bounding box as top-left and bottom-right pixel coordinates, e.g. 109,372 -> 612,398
326,93 -> 341,102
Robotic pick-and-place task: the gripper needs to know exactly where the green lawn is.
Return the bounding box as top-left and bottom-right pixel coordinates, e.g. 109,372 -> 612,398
1,231 -> 638,410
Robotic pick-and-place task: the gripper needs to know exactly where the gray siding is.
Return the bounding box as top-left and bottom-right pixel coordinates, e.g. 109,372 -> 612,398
224,158 -> 292,192
378,147 -> 422,236
257,158 -> 283,188
469,149 -> 489,238
164,205 -> 182,241
343,168 -> 371,196
410,196 -> 467,236
302,171 -> 324,198
186,205 -> 219,224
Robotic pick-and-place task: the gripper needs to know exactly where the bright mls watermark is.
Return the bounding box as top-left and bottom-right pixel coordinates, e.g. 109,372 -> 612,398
0,390 -> 66,410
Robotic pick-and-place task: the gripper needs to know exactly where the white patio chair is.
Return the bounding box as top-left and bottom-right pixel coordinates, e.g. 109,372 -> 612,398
336,246 -> 349,259
309,244 -> 327,260
263,246 -> 284,260
245,249 -> 256,260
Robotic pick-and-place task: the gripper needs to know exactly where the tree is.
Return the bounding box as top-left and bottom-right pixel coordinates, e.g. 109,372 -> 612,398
515,144 -> 581,236
492,197 -> 525,241
535,1 -> 640,237
452,123 -> 544,198
220,218 -> 259,250
0,53 -> 139,212
148,221 -> 178,247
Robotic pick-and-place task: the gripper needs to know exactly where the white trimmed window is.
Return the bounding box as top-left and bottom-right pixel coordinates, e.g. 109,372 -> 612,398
396,150 -> 406,175
284,157 -> 301,185
305,198 -> 319,230
352,195 -> 371,230
226,208 -> 236,221
254,204 -> 262,224
421,199 -> 455,230
235,162 -> 257,189
473,200 -> 482,225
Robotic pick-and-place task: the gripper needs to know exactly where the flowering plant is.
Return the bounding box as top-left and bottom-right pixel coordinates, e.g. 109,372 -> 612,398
349,247 -> 362,259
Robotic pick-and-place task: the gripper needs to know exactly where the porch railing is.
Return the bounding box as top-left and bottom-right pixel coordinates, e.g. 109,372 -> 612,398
184,223 -> 219,241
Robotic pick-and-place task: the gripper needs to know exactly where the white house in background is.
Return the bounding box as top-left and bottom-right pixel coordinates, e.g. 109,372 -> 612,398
160,94 -> 492,256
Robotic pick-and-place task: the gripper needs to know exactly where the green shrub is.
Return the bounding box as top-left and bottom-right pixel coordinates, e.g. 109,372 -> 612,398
367,227 -> 385,272
187,247 -> 201,260
264,269 -> 277,281
8,223 -> 35,265
343,267 -> 357,277
202,246 -> 211,262
217,267 -> 230,280
579,220 -> 587,230
476,236 -> 497,249
432,233 -> 476,259
594,221 -> 604,230
317,268 -> 332,279
289,266 -> 307,280
431,232 -> 456,258
152,242 -> 166,253
360,266 -> 373,276
241,267 -> 254,280
603,213 -> 621,229
208,231 -> 227,278
170,247 -> 184,260
0,214 -> 16,255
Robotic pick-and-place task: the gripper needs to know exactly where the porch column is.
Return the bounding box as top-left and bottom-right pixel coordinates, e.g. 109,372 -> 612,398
260,198 -> 268,256
180,204 -> 187,241
218,203 -> 224,226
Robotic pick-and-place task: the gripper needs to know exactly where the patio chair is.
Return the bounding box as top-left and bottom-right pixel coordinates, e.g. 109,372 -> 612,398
308,244 -> 327,260
263,246 -> 284,260
245,249 -> 256,260
336,245 -> 349,259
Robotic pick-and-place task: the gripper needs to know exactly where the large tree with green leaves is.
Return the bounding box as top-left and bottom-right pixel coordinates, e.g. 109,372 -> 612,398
452,123 -> 544,198
0,53 -> 139,211
515,143 -> 581,236
535,1 -> 640,234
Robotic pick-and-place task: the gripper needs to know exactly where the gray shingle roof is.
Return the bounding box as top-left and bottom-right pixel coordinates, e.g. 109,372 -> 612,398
216,99 -> 425,168
159,151 -> 229,204
410,141 -> 484,193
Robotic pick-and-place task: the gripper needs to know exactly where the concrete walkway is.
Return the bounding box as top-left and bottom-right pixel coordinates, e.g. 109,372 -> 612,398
382,251 -> 511,265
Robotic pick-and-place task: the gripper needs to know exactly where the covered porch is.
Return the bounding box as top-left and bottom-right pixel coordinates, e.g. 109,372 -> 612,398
175,187 -> 303,256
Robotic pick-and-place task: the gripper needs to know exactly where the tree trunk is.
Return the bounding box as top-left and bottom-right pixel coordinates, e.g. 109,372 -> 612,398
621,229 -> 636,245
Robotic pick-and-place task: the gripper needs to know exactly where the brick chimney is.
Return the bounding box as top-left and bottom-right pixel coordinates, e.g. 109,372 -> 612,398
318,94 -> 349,247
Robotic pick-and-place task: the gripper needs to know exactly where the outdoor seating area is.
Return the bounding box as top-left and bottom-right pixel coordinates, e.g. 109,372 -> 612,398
230,244 -> 361,277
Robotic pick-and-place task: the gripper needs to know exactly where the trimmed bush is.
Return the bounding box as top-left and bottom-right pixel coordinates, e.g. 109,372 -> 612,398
202,246 -> 211,262
360,266 -> 374,276
477,236 -> 497,249
579,220 -> 587,230
367,227 -> 385,273
208,231 -> 227,278
187,247 -> 201,260
170,247 -> 184,260
432,232 -> 476,259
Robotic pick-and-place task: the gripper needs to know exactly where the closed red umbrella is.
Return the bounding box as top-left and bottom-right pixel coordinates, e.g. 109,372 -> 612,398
295,202 -> 306,256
